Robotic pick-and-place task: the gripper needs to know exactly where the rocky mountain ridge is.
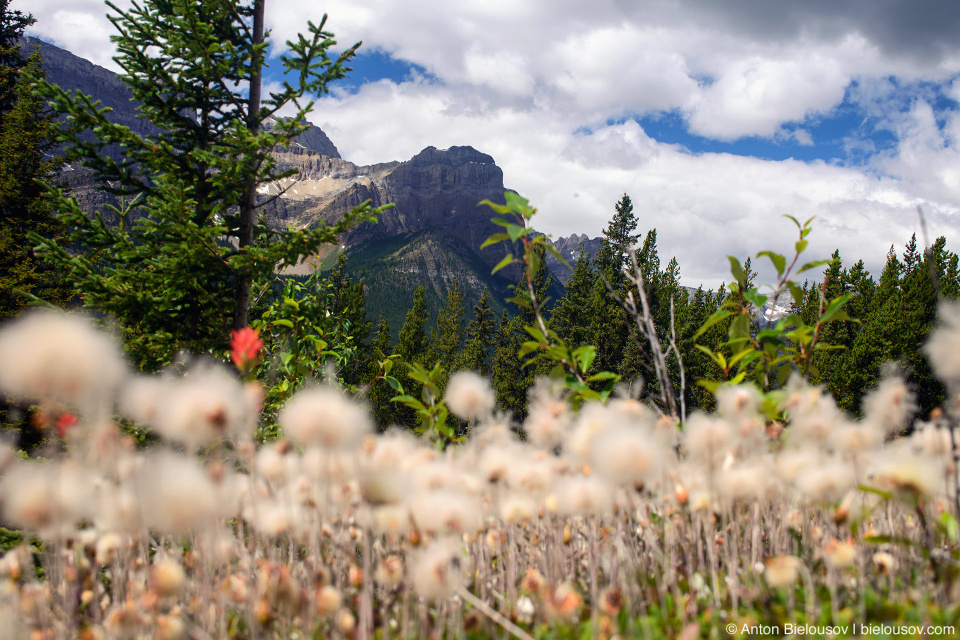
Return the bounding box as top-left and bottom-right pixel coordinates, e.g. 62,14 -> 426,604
27,36 -> 577,331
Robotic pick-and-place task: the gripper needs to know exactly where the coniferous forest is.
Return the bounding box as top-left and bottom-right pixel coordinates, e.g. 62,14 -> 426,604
2,1 -> 960,639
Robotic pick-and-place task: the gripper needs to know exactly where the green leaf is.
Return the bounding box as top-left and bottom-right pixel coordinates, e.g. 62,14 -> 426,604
586,371 -> 619,382
519,340 -> 542,357
794,239 -> 808,255
693,308 -> 734,340
696,379 -> 722,393
742,288 -> 768,309
574,345 -> 596,374
385,375 -> 402,392
504,190 -> 530,213
273,318 -> 294,329
820,292 -> 855,323
757,250 -> 786,277
479,199 -> 511,215
491,254 -> 516,274
797,259 -> 830,274
782,214 -> 802,230
524,325 -> 548,343
728,314 -> 750,342
728,256 -> 746,286
940,512 -> 959,542
727,348 -> 755,369
858,485 -> 893,501
480,233 -> 510,249
506,223 -> 527,242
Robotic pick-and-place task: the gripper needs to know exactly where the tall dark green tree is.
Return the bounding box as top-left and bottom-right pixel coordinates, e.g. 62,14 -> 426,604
455,287 -> 495,375
327,253 -> 372,386
397,286 -> 429,365
588,198 -> 644,373
426,278 -> 465,375
678,285 -> 723,410
492,311 -> 530,420
0,1 -> 32,114
366,315 -> 396,430
604,194 -> 641,285
393,286 -> 429,427
0,49 -> 67,319
550,250 -> 594,348
32,0 -> 386,370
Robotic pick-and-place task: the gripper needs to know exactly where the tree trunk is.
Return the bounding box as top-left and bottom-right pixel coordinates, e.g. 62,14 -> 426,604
233,0 -> 265,330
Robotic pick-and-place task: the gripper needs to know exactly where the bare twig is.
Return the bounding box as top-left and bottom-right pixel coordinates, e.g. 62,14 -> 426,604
601,248 -> 680,419
457,587 -> 536,640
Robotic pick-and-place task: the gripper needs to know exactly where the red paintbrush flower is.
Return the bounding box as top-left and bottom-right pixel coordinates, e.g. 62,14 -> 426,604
56,412 -> 78,437
230,327 -> 263,371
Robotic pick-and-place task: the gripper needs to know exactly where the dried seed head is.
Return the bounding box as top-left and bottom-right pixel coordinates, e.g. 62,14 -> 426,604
279,386 -> 372,450
446,371 -> 496,421
764,555 -> 801,589
411,538 -> 465,601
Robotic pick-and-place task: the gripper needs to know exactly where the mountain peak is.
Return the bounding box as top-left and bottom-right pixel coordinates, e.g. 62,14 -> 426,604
409,145 -> 496,167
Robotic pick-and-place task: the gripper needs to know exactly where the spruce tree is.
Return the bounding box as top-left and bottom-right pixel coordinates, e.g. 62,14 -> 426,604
550,250 -> 594,348
0,1 -> 32,114
492,311 -> 530,420
366,315 -> 396,430
394,286 -> 429,427
327,253 -> 371,386
32,0 -> 386,369
427,278 -> 465,374
808,250 -> 845,384
872,247 -> 902,313
397,286 -> 429,364
902,233 -> 921,275
0,50 -> 67,319
455,287 -> 495,375
604,194 -> 641,282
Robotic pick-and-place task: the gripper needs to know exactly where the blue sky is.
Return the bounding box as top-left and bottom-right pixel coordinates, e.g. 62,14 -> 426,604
22,0 -> 960,287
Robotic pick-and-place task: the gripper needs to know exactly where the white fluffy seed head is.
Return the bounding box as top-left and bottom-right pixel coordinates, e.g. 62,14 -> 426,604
445,371 -> 496,421
411,537 -> 465,601
553,474 -> 613,516
683,413 -> 734,466
136,451 -> 217,535
794,457 -> 856,503
715,384 -> 762,420
279,386 -> 372,449
498,492 -> 538,523
590,425 -> 663,487
118,376 -> 170,427
717,460 -> 773,503
924,302 -> 960,384
871,445 -> 944,500
0,461 -> 95,539
764,555 -> 801,588
409,489 -> 482,535
0,311 -> 126,419
861,376 -> 916,435
564,402 -> 613,464
152,364 -> 253,448
504,453 -> 555,495
830,422 -> 884,453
